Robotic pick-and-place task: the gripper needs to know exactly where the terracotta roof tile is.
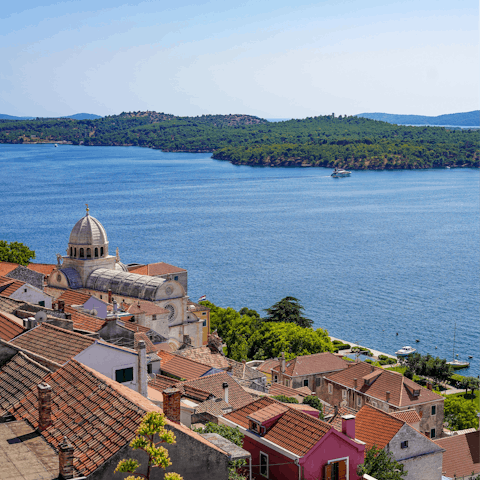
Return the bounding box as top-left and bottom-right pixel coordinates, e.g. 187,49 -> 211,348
325,362 -> 444,407
127,301 -> 169,315
11,323 -> 95,365
389,409 -> 421,425
134,332 -> 157,354
0,352 -> 51,415
64,305 -> 106,333
434,431 -> 480,477
0,275 -> 24,297
225,397 -> 333,456
120,320 -> 151,334
129,262 -> 186,276
257,358 -> 280,374
272,352 -> 348,377
175,346 -> 230,369
0,311 -> 25,341
148,374 -> 178,391
27,263 -> 56,275
355,404 -> 404,450
248,403 -> 289,424
0,262 -> 19,276
269,383 -> 309,399
58,289 -> 92,306
158,351 -> 212,380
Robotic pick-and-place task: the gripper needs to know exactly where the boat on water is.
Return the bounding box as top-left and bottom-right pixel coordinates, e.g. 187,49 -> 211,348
447,323 -> 469,369
331,167 -> 351,177
395,346 -> 416,356
54,144 -> 58,147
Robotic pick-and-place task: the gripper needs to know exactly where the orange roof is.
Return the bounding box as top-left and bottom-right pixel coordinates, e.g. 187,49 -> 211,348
11,323 -> 95,365
0,275 -> 25,297
58,289 -> 92,306
272,352 -> 348,377
434,431 -> 480,477
43,286 -> 65,299
0,262 -> 19,276
134,332 -> 157,354
149,374 -> 178,391
27,263 -> 56,275
257,358 -> 280,374
225,397 -> 333,456
0,311 -> 25,341
129,262 -> 186,276
120,320 -> 151,334
64,305 -> 106,333
389,409 -> 421,425
269,383 -> 309,398
325,362 -> 444,407
175,346 -> 230,369
248,403 -> 289,424
323,404 -> 358,432
127,301 -> 169,316
158,350 -> 212,380
355,404 -> 404,450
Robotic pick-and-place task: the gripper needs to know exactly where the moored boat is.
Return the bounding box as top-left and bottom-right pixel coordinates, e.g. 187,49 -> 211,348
447,358 -> 470,370
331,167 -> 351,177
395,346 -> 416,356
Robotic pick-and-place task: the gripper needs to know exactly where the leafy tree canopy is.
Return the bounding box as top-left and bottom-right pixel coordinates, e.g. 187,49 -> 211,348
271,395 -> 299,404
263,296 -> 313,328
0,240 -> 35,266
302,395 -> 324,419
358,445 -> 407,480
444,395 -> 480,431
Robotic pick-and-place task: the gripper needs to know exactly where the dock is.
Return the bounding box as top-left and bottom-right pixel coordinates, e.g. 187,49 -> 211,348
329,336 -> 398,361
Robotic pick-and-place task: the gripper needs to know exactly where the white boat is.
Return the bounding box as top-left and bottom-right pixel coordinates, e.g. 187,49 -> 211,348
395,346 -> 416,356
331,168 -> 351,177
446,323 -> 470,369
54,144 -> 58,147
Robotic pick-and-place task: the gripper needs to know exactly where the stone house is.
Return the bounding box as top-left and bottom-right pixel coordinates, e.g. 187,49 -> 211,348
270,351 -> 348,391
356,404 -> 445,480
318,361 -> 445,438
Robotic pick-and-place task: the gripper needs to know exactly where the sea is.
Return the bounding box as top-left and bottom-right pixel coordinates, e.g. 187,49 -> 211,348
0,144 -> 478,376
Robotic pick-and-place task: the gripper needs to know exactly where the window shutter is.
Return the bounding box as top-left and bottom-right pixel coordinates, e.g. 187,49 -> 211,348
338,460 -> 347,480
324,464 -> 332,480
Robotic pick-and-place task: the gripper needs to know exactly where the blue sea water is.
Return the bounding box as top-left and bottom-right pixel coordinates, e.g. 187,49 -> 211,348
0,144 -> 478,375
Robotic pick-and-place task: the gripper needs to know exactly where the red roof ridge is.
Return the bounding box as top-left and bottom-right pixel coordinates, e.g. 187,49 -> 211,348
34,321 -> 97,340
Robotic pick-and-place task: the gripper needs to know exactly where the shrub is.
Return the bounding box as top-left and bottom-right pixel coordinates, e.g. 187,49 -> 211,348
272,394 -> 299,404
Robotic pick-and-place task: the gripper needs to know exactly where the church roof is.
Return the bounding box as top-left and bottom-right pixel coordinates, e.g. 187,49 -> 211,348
85,268 -> 167,301
60,268 -> 83,289
69,213 -> 108,246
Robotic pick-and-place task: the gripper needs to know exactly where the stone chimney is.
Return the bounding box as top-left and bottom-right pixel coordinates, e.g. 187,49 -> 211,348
370,365 -> 375,372
386,391 -> 391,402
136,340 -> 148,397
222,382 -> 229,404
58,436 -> 74,479
58,300 -> 65,312
163,388 -> 181,424
38,382 -> 53,431
280,352 -> 286,374
341,414 -> 356,439
108,289 -> 112,303
353,378 -> 357,389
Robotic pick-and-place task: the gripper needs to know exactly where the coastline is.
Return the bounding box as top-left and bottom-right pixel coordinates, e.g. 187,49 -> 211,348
329,335 -> 398,360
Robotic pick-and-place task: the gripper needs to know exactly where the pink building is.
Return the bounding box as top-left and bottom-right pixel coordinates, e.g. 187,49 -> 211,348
220,397 -> 365,480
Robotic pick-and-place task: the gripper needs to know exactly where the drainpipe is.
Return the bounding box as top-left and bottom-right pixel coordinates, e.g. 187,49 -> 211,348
294,459 -> 301,480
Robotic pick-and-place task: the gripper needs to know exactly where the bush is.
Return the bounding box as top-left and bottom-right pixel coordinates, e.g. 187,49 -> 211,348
333,343 -> 351,352
272,395 -> 299,404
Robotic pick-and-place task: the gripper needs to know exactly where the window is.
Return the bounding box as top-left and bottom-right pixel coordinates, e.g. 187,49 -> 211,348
74,248 -> 77,257
304,379 -> 309,387
95,247 -> 98,258
147,364 -> 152,374
325,459 -> 347,480
316,377 -> 322,387
401,440 -> 408,449
273,375 -> 278,383
174,276 -> 178,281
80,248 -> 84,258
430,428 -> 436,439
260,452 -> 268,477
38,301 -> 45,307
86,248 -> 91,258
328,383 -> 333,394
202,320 -> 207,327
115,367 -> 134,383
342,389 -> 347,399
100,295 -> 103,299
24,288 -> 27,293
357,396 -> 362,407
100,247 -> 104,256
431,405 -> 436,415
70,247 -> 72,256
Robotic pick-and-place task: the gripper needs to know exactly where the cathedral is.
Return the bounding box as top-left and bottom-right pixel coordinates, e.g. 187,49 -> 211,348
47,206 -> 206,347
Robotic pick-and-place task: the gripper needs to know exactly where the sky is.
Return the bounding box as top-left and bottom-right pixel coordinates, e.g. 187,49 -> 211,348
1,0 -> 478,118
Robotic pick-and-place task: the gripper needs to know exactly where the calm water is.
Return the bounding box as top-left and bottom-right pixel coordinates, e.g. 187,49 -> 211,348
1,144 -> 478,375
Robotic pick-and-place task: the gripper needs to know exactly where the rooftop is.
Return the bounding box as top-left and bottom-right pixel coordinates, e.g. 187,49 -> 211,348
64,305 -> 106,333
127,300 -> 169,316
248,403 -> 289,424
128,262 -> 186,276
0,262 -> 19,276
57,289 -> 92,306
272,352 -> 348,377
389,409 -> 421,426
157,350 -> 212,380
0,311 -> 25,341
175,346 -> 230,370
0,276 -> 25,298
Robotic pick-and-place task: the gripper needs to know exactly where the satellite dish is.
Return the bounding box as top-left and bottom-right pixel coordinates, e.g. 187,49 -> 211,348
340,400 -> 347,408
35,311 -> 47,322
90,308 -> 98,317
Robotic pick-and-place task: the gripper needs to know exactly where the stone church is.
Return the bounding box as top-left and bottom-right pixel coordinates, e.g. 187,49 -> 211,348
48,207 -> 205,347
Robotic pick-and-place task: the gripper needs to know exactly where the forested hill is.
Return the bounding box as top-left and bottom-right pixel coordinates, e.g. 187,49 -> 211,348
356,111 -> 480,127
0,111 -> 478,169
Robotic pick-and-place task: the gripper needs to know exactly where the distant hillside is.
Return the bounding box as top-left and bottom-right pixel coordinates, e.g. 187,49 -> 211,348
0,114 -> 34,120
356,111 -> 479,127
0,113 -> 101,120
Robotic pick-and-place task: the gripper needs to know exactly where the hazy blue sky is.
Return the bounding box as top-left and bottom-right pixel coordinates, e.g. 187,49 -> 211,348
1,0 -> 477,118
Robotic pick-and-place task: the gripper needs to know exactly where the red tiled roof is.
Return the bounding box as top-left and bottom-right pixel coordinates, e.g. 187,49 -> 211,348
0,262 -> 19,276
64,305 -> 106,333
58,289 -> 92,306
0,275 -> 24,297
323,404 -> 358,432
157,350 -> 212,380
127,301 -> 169,316
355,404 -> 404,450
389,409 -> 421,425
0,352 -> 51,415
0,311 -> 25,341
181,385 -> 213,402
11,323 -> 95,365
272,352 -> 348,377
325,362 -> 444,407
43,286 -> 65,299
134,332 -> 157,354
257,358 -> 280,374
27,263 -> 56,275
434,431 -> 480,477
225,397 -> 333,456
120,320 -> 151,334
149,374 -> 178,392
269,383 -> 309,399
175,346 -> 230,369
295,386 -> 313,396
129,262 -> 186,276
248,403 -> 289,424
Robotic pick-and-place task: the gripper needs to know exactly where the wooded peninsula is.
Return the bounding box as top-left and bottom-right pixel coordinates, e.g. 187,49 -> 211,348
1,111 -> 478,169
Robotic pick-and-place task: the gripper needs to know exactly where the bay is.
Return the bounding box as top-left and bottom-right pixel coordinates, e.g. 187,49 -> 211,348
0,144 -> 478,375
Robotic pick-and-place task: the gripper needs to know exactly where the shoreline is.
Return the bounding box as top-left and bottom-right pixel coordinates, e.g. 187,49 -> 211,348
329,335 -> 398,360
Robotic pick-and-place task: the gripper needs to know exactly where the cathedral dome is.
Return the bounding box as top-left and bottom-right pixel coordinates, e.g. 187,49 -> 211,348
69,212 -> 108,246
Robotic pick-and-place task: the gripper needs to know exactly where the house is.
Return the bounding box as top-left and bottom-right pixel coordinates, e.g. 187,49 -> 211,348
156,350 -> 215,380
220,396 -> 366,480
0,275 -> 53,308
355,404 -> 445,480
318,361 -> 445,438
256,358 -> 282,383
3,359 -> 230,479
0,311 -> 25,341
57,288 -> 109,318
271,351 -> 348,390
434,430 -> 480,479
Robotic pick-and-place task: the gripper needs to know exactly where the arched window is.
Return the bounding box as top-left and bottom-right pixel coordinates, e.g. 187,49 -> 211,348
95,247 -> 99,258
100,247 -> 104,257
70,247 -> 72,256
74,248 -> 77,257
80,248 -> 84,258
87,248 -> 91,258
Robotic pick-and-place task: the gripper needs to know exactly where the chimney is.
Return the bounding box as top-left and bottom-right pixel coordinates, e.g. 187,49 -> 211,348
341,414 -> 356,438
58,436 -> 74,479
334,405 -> 338,416
38,382 -> 53,431
426,382 -> 433,391
108,289 -> 112,303
353,378 -> 357,389
136,340 -> 148,397
222,382 -> 229,404
163,388 -> 181,424
113,300 -> 117,313
58,300 -> 65,312
370,365 -> 375,372
386,391 -> 391,402
280,352 -> 286,374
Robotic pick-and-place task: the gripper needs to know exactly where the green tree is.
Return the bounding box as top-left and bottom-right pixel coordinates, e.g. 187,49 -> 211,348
114,411 -> 182,480
271,395 -> 299,404
444,396 -> 480,431
0,240 -> 35,266
263,296 -> 313,328
302,395 -> 324,419
358,445 -> 407,480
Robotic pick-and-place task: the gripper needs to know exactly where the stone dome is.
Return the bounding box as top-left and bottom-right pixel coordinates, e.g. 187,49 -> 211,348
69,212 -> 108,246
